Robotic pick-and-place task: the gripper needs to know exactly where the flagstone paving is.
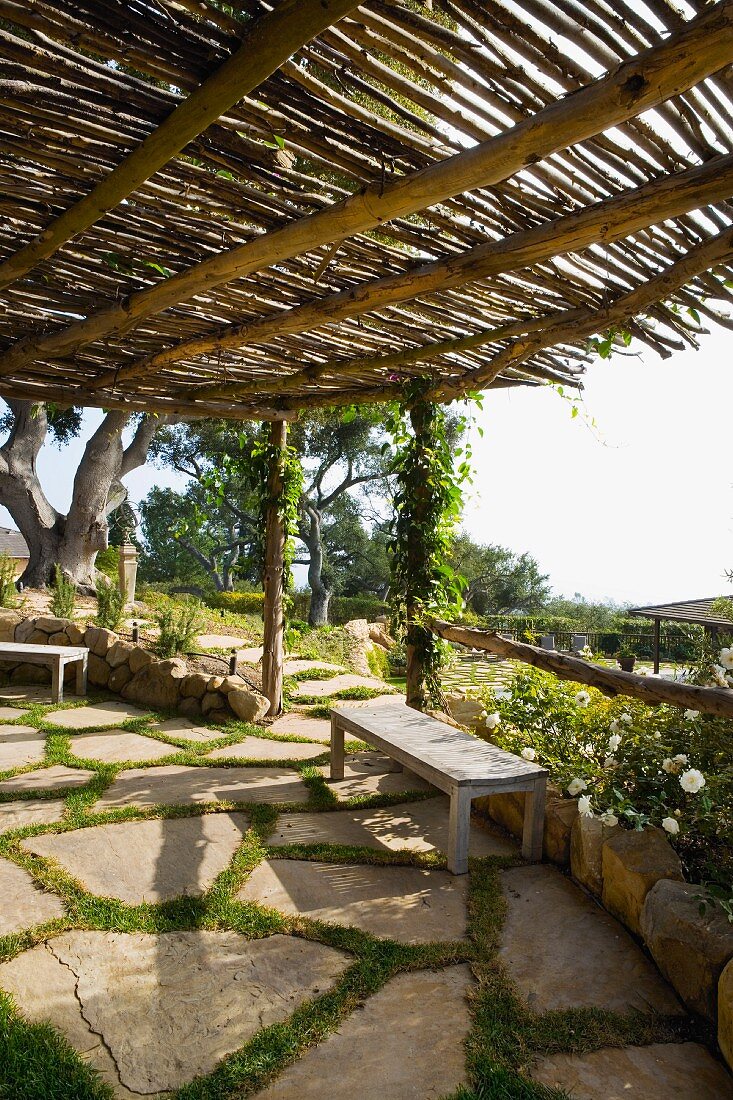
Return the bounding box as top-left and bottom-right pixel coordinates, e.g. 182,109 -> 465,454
283,659 -> 345,676
94,764 -> 311,810
0,705 -> 30,720
0,724 -> 46,770
45,700 -> 152,728
268,714 -> 331,741
23,814 -> 250,903
152,716 -> 223,742
0,686 -> 51,702
530,1041 -> 733,1099
291,673 -> 390,698
267,796 -> 517,857
68,729 -> 177,763
319,752 -> 432,799
0,797 -> 66,831
238,859 -> 469,943
207,736 -> 327,763
0,763 -> 93,793
0,931 -> 348,1097
0,858 -> 64,934
258,966 -> 474,1100
499,864 -> 683,1014
197,633 -> 247,649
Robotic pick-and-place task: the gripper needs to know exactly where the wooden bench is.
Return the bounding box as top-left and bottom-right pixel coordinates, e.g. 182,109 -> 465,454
0,642 -> 89,704
330,701 -> 547,874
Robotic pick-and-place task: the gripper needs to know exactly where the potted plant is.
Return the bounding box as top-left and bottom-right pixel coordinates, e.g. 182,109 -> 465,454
615,644 -> 636,673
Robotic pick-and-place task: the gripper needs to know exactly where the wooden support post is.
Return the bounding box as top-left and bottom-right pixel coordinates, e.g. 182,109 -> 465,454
261,419 -> 287,717
653,618 -> 661,675
404,401 -> 431,712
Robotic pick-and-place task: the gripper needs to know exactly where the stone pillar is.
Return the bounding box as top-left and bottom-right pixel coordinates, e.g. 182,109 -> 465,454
118,542 -> 138,604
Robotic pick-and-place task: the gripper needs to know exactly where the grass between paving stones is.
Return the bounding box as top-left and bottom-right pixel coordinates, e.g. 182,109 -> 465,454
0,696 -> 712,1100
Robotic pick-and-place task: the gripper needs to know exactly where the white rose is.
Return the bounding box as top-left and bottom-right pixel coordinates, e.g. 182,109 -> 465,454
720,647 -> 733,671
604,756 -> 617,770
600,812 -> 618,827
619,713 -> 632,724
662,816 -> 680,835
712,665 -> 729,688
608,733 -> 622,753
521,747 -> 536,761
609,719 -> 620,734
673,754 -> 688,765
684,709 -> 699,721
661,758 -> 675,774
484,712 -> 501,730
574,690 -> 590,707
577,795 -> 593,817
567,777 -> 587,796
653,732 -> 662,739
679,768 -> 705,794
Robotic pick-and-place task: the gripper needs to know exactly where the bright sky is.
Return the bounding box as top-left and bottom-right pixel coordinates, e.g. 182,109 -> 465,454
2,323 -> 731,606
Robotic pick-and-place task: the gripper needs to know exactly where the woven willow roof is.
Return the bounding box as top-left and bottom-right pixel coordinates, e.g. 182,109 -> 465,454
1,0 -> 733,420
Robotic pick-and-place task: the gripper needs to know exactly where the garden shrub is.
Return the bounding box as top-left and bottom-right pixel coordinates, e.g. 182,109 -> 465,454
51,564 -> 75,619
95,577 -> 126,631
94,545 -> 119,580
366,644 -> 390,680
156,598 -> 205,658
475,664 -> 732,893
0,552 -> 19,608
291,625 -> 359,669
205,590 -> 265,614
290,592 -> 388,625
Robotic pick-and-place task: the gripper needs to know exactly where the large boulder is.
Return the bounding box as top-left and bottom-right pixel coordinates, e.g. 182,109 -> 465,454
26,629 -> 51,645
107,640 -> 135,669
227,687 -> 269,723
48,632 -> 70,646
180,673 -> 209,700
178,696 -> 202,720
570,814 -> 622,898
35,616 -> 72,635
87,654 -> 110,688
65,622 -> 86,646
483,785 -> 573,865
14,618 -> 38,644
720,958 -> 733,1072
157,658 -> 188,680
0,610 -> 22,642
108,664 -> 133,693
640,880 -> 733,1021
128,646 -> 155,675
368,623 -> 395,649
122,662 -> 180,711
602,827 -> 684,936
343,619 -> 372,676
84,625 -> 117,658
201,691 -> 223,716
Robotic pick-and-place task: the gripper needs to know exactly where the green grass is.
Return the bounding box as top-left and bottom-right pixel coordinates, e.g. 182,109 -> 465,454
0,692 -> 715,1100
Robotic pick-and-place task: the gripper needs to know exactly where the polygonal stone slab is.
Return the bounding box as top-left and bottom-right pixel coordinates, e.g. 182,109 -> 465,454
320,753 -> 432,799
0,798 -> 66,832
292,674 -> 389,698
0,763 -> 93,794
337,694 -> 404,709
197,633 -> 246,649
94,764 -> 310,810
207,737 -> 326,763
267,796 -> 517,857
258,966 -> 474,1100
283,660 -> 344,676
530,1042 -> 732,1099
237,645 -> 264,663
238,859 -> 468,943
152,717 -> 221,743
0,686 -> 52,703
22,813 -> 249,903
499,865 -> 682,1014
69,730 -> 176,764
0,705 -> 31,720
0,931 -> 348,1097
269,714 -> 330,742
45,701 -> 151,728
0,858 -> 64,933
0,725 -> 46,770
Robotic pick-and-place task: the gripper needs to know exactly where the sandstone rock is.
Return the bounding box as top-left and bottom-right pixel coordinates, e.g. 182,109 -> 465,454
11,663 -> 49,684
343,618 -> 373,676
35,616 -> 72,635
26,629 -> 51,645
180,673 -> 208,699
178,696 -> 202,719
0,859 -> 65,934
227,687 -> 269,723
0,764 -> 94,794
84,625 -> 117,657
14,618 -> 37,644
208,708 -> 231,725
94,765 -> 310,809
158,657 -> 187,679
122,665 -> 180,711
571,813 -> 621,898
208,675 -> 226,692
368,622 -> 394,649
0,610 -> 22,642
201,690 -> 223,715
446,696 -> 485,729
65,623 -> 86,646
108,664 -> 132,693
87,653 -> 110,688
219,675 -> 245,694
46,701 -> 149,728
128,646 -> 154,674
720,958 -> 733,1072
48,631 -> 70,646
1,799 -> 66,832
602,827 -> 684,936
485,789 -> 525,838
484,784 -> 573,865
640,879 -> 733,1021
69,731 -> 173,765
0,726 -> 46,770
106,640 -> 134,669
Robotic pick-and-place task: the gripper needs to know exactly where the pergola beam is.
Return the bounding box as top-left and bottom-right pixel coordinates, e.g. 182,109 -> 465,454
3,0 -> 732,379
0,0 -> 360,294
88,152 -> 733,399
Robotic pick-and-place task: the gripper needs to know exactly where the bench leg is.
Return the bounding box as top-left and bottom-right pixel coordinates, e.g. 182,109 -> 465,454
75,653 -> 88,697
330,715 -> 345,780
522,776 -> 546,861
51,658 -> 63,705
448,786 -> 472,875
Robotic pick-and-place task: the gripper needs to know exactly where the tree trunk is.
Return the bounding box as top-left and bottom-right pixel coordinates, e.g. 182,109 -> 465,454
299,503 -> 332,626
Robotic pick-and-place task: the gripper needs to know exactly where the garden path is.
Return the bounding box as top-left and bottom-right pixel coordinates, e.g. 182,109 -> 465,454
0,695 -> 730,1099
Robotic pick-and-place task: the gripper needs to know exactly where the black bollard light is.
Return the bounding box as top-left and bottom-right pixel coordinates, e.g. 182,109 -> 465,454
131,621 -> 139,644
229,648 -> 238,676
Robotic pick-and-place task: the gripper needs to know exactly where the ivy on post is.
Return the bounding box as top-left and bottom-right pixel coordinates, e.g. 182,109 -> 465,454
254,419 -> 303,717
388,382 -> 475,711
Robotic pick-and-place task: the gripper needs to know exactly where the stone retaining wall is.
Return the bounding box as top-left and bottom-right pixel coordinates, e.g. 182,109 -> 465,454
476,786 -> 733,1064
0,612 -> 268,724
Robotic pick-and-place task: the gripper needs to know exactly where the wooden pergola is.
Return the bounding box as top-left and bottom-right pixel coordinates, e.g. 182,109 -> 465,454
629,596 -> 733,673
3,0 -> 733,713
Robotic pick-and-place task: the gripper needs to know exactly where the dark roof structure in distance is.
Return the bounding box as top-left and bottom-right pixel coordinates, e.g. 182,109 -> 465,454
628,597 -> 733,629
0,528 -> 29,558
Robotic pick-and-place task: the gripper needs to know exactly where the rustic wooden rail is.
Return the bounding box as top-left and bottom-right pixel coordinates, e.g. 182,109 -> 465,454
428,619 -> 733,718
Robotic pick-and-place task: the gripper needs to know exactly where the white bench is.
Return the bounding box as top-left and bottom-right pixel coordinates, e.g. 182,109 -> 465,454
330,701 -> 547,874
0,642 -> 89,704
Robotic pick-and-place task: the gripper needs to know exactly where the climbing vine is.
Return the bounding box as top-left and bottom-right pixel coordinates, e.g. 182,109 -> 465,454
386,380 -> 477,708
248,425 -> 304,590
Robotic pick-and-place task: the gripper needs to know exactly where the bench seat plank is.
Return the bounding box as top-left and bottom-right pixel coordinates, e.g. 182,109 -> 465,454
330,701 -> 547,874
